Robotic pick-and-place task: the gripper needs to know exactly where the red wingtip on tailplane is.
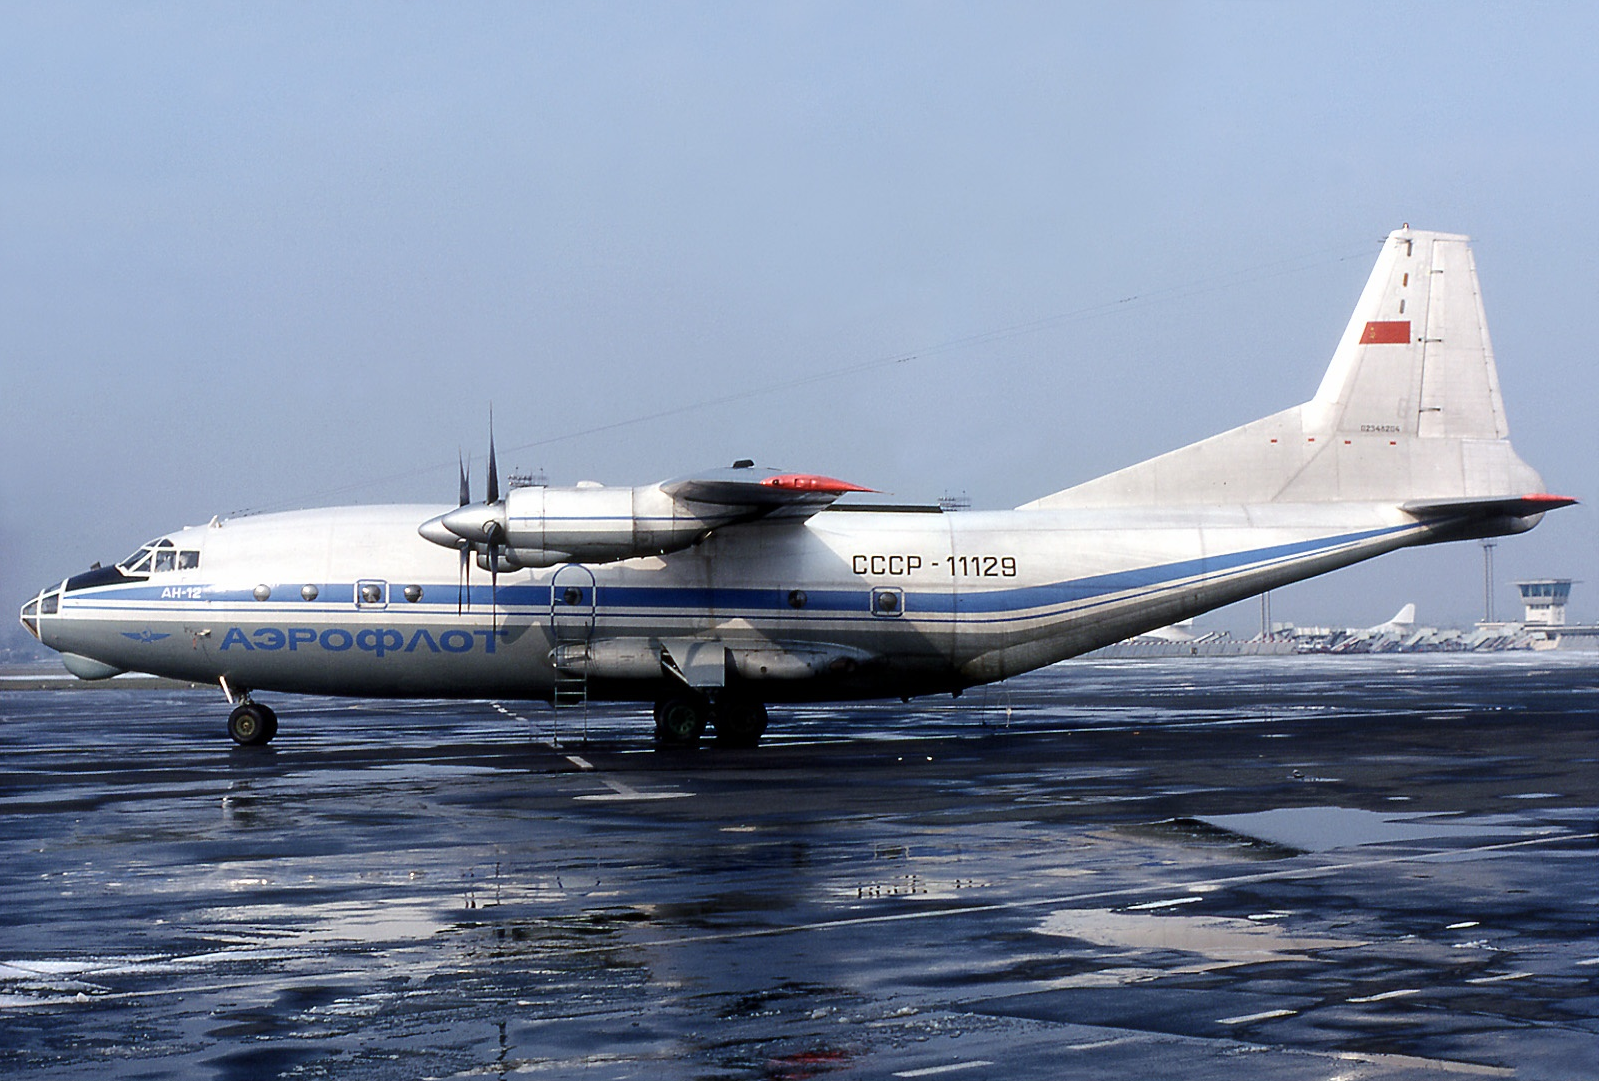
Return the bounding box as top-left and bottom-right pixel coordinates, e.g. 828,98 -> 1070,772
1402,493 -> 1579,520
1522,493 -> 1579,510
760,473 -> 875,494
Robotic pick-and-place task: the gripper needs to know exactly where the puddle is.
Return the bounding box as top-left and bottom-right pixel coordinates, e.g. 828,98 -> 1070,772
1196,806 -> 1524,853
1035,907 -> 1364,977
193,899 -> 449,944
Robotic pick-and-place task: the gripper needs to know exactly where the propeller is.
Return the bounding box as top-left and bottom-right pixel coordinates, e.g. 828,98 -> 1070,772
483,416 -> 503,631
418,415 -> 509,630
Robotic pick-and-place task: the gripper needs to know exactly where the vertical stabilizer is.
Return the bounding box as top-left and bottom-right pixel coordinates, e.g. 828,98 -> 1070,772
1305,229 -> 1509,440
1368,603 -> 1417,633
1023,227 -> 1545,510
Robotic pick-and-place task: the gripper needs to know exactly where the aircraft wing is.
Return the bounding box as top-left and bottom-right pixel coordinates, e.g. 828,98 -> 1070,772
662,465 -> 874,517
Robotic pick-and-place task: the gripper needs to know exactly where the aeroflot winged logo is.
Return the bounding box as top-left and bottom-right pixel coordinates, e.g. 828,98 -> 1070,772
122,629 -> 171,644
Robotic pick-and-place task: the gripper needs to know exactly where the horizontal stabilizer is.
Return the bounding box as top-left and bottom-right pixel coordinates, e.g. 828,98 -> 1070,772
1402,493 -> 1577,520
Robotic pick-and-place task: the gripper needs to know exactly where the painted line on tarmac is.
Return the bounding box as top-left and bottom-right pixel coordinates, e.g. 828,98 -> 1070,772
486,701 -> 687,797
893,1061 -> 994,1078
575,777 -> 691,802
1218,1007 -> 1298,1025
1348,988 -> 1421,1003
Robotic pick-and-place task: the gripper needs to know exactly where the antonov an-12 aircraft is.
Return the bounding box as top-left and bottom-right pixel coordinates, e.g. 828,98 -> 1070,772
20,228 -> 1574,748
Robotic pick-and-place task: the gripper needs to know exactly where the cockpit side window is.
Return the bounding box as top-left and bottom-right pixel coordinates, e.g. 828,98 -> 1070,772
118,538 -> 198,576
120,547 -> 155,575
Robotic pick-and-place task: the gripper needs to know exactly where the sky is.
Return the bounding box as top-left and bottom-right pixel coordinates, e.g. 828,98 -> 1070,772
4,1 -> 1598,656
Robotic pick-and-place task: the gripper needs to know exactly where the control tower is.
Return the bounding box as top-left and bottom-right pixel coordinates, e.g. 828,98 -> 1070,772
1515,579 -> 1573,626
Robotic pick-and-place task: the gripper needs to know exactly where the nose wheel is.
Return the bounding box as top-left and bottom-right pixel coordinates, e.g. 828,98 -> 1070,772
227,702 -> 278,746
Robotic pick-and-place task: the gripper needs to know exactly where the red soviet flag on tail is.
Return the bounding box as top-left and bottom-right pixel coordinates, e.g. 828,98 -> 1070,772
1360,320 -> 1410,344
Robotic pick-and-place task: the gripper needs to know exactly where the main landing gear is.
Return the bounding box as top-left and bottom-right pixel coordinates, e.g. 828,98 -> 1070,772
653,691 -> 769,750
227,700 -> 278,746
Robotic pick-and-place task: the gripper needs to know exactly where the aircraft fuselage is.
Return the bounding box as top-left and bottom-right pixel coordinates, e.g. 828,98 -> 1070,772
27,497 -> 1483,705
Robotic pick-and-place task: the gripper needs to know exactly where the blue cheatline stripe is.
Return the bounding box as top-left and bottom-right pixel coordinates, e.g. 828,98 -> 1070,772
60,523 -> 1414,624
949,522 -> 1412,617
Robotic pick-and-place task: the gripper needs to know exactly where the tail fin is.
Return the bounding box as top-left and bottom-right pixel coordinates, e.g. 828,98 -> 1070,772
1024,227 -> 1547,510
1369,603 -> 1417,633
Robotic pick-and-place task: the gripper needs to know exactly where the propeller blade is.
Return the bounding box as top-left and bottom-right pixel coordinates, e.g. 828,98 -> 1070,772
458,451 -> 470,507
490,552 -> 498,634
486,412 -> 500,506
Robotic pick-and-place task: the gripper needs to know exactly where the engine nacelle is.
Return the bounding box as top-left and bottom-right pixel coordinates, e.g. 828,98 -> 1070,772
494,483 -> 737,568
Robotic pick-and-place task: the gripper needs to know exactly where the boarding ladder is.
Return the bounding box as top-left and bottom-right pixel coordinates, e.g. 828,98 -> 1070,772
549,566 -> 597,738
552,652 -> 589,711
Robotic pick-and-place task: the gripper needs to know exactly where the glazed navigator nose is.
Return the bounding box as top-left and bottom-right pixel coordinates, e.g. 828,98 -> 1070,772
18,583 -> 62,640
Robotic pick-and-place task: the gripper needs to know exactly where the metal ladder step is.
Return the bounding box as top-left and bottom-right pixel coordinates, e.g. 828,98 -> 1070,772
553,668 -> 588,709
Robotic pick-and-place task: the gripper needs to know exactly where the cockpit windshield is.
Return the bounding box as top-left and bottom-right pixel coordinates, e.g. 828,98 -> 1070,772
117,537 -> 199,576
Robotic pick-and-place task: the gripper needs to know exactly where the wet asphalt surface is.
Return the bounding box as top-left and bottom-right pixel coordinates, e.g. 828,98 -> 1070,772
1,654 -> 1596,1080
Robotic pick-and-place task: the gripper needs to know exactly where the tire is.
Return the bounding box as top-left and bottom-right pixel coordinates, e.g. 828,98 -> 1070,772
228,703 -> 275,746
259,704 -> 279,743
713,696 -> 768,749
654,693 -> 709,748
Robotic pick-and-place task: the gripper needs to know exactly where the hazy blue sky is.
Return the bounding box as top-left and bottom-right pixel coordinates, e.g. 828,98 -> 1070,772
4,2 -> 1597,652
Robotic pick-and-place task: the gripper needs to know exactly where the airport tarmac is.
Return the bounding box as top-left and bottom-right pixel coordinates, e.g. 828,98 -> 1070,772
1,654 -> 1595,1080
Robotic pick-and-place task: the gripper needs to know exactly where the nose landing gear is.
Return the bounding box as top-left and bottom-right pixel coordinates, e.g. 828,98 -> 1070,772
225,700 -> 278,746
220,676 -> 277,746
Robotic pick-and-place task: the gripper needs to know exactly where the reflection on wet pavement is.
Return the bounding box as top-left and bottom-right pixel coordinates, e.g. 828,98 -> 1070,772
1198,805 -> 1530,852
0,654 -> 1595,1079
